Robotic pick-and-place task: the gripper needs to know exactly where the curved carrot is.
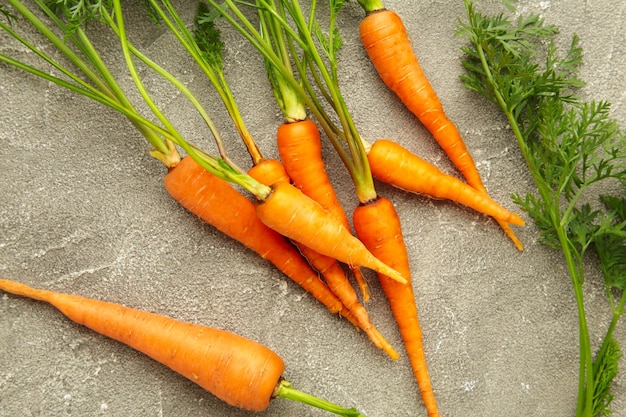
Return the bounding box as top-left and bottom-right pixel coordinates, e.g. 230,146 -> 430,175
277,120 -> 371,301
353,197 -> 439,417
367,139 -> 525,226
164,155 -> 358,326
248,158 -> 399,360
0,279 -> 367,416
256,180 -> 408,285
359,8 -> 524,250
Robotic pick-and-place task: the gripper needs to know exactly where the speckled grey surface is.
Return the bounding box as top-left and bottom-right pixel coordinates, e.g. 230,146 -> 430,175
1,1 -> 625,416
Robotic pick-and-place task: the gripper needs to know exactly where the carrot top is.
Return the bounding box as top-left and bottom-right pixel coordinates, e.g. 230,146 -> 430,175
204,0 -> 379,203
1,0 -> 271,201
356,0 -> 385,14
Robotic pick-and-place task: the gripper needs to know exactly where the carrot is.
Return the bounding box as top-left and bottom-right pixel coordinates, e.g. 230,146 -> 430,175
165,155 -> 359,326
248,157 -> 399,360
353,196 -> 439,417
277,119 -> 371,301
358,7 -> 481,190
0,278 -> 367,416
366,139 -> 525,227
256,180 -> 408,284
358,6 -> 524,250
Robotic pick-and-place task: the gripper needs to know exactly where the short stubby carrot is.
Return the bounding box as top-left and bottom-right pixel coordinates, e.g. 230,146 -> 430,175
359,8 -> 482,191
164,156 -> 358,325
367,139 -> 525,227
255,180 -> 408,285
277,120 -> 371,301
248,159 -> 399,360
353,197 -> 439,417
0,279 -> 284,412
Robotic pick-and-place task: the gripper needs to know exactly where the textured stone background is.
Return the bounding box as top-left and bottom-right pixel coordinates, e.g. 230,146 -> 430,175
1,1 -> 625,416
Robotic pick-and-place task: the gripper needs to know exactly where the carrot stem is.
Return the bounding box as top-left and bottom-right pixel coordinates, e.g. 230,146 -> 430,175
275,380 -> 366,417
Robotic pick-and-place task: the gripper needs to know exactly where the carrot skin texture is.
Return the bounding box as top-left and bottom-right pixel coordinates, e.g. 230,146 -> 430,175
353,197 -> 439,417
0,279 -> 284,412
367,140 -> 524,226
359,9 -> 481,190
164,156 -> 358,325
276,120 -> 348,229
255,180 -> 408,285
277,120 -> 371,301
249,158 -> 399,360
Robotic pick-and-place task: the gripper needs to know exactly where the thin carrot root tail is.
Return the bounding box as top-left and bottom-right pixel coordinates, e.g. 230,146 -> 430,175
496,220 -> 524,251
350,266 -> 370,302
368,325 -> 400,360
0,279 -> 50,301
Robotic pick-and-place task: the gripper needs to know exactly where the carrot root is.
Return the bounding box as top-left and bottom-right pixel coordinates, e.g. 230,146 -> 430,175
367,139 -> 524,227
0,278 -> 284,412
353,197 -> 440,417
255,181 -> 408,285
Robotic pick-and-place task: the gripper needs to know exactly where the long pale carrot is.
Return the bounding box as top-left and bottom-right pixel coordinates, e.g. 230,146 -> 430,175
256,180 -> 407,285
165,155 -> 358,326
357,5 -> 524,250
366,139 -> 525,227
353,197 -> 439,417
0,278 -> 367,416
277,120 -> 371,301
248,157 -> 399,360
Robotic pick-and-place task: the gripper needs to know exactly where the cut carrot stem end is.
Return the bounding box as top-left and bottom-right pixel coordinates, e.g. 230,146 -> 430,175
274,379 -> 367,417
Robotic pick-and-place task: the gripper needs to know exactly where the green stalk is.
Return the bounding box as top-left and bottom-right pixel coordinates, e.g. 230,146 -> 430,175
110,0 -> 269,198
355,0 -> 384,14
205,0 -> 354,173
274,380 -> 366,417
257,0 -> 377,203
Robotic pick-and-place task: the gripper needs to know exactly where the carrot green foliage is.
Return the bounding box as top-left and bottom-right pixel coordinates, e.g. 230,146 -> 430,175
458,1 -> 626,416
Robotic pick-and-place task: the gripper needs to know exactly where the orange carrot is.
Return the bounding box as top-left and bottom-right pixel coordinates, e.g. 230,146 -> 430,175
277,119 -> 371,301
367,139 -> 525,227
248,157 -> 399,360
0,279 -> 367,415
358,7 -> 524,250
256,180 -> 408,285
164,155 -> 358,326
0,278 -> 284,412
359,8 -> 481,190
353,196 -> 439,417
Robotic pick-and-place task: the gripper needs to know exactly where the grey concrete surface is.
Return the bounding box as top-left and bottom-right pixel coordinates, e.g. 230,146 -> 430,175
1,1 -> 625,416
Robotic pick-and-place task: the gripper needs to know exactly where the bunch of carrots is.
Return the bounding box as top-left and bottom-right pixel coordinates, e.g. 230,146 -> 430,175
0,0 -> 525,416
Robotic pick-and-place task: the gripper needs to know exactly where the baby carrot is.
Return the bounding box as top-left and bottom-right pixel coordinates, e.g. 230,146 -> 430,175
366,139 -> 525,227
358,7 -> 482,190
353,197 -> 439,417
0,278 -> 367,416
256,181 -> 408,285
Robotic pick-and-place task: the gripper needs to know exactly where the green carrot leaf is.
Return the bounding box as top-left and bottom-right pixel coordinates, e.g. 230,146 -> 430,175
193,1 -> 225,70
